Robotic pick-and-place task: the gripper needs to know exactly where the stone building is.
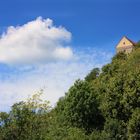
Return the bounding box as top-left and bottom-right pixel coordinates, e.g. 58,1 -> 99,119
116,36 -> 136,53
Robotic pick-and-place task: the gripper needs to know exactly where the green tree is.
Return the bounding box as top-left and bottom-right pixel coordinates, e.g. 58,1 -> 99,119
127,108 -> 140,140
56,80 -> 104,133
85,68 -> 100,82
0,91 -> 51,140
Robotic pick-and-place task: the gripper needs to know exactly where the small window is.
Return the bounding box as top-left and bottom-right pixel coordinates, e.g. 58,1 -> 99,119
123,42 -> 125,45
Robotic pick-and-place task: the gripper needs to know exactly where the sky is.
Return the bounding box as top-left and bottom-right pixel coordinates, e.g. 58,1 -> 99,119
0,0 -> 140,111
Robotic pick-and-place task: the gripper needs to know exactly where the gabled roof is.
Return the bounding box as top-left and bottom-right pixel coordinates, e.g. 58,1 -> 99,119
116,36 -> 136,49
124,36 -> 136,45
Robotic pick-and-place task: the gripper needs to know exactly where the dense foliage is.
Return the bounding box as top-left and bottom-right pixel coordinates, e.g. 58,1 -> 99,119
1,46 -> 140,139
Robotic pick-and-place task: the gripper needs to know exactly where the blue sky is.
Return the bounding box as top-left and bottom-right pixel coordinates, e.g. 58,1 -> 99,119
0,0 -> 140,111
0,0 -> 140,47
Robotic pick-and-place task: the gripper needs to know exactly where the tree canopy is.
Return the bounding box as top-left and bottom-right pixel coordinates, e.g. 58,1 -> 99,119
1,47 -> 140,139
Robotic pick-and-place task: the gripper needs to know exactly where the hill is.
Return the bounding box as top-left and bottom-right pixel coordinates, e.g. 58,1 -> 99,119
0,44 -> 140,139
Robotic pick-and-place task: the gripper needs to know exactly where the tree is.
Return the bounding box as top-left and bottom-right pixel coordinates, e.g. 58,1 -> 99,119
85,68 -> 100,82
56,80 -> 104,133
127,108 -> 140,140
0,91 -> 51,140
103,118 -> 126,140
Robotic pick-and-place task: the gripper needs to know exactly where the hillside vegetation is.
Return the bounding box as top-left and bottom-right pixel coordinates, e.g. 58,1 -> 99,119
0,45 -> 140,140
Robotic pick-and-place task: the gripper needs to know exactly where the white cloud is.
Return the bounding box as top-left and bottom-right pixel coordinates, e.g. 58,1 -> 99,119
0,17 -> 73,65
0,17 -> 114,111
0,47 -> 113,111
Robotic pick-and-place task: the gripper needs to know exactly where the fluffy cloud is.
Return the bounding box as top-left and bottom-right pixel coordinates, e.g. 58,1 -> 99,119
0,17 -> 73,65
0,17 -> 114,111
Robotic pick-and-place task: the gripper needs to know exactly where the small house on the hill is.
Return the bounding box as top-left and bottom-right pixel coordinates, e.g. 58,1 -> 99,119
116,36 -> 136,53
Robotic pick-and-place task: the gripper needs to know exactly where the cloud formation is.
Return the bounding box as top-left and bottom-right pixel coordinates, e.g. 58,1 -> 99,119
0,17 -> 73,65
0,17 -> 114,111
0,47 -> 113,111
